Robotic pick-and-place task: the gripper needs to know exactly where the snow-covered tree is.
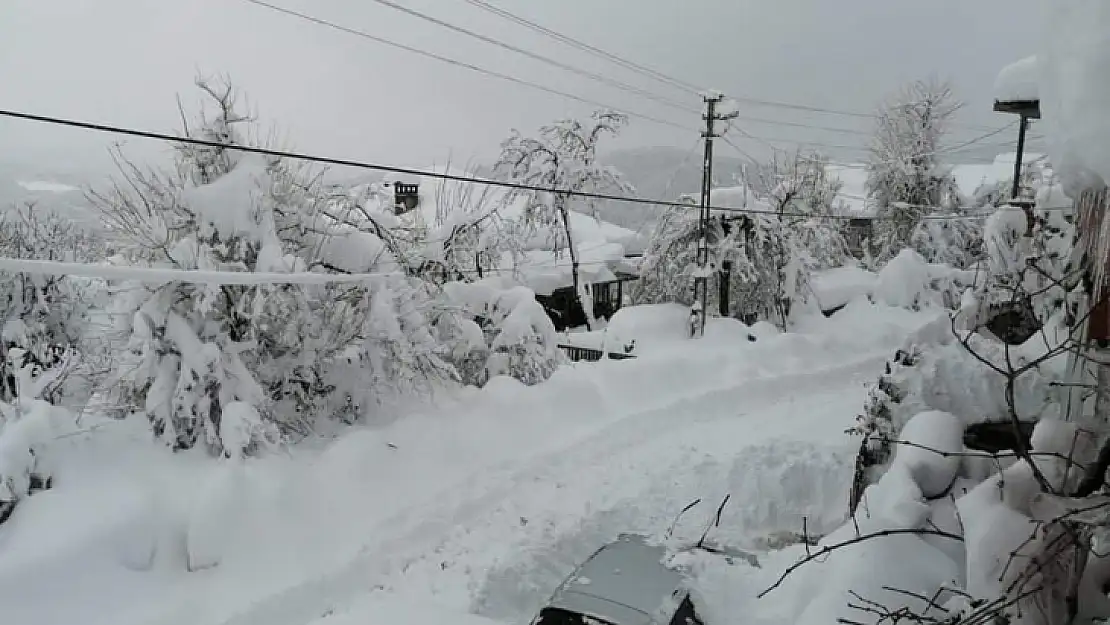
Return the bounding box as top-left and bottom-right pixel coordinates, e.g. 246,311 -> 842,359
0,203 -> 101,406
88,77 -> 454,455
867,79 -> 962,262
632,209 -> 810,328
909,215 -> 984,269
495,110 -> 633,330
325,166 -> 558,389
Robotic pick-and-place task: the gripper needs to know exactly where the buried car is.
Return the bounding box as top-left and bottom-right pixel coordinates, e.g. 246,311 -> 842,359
529,534 -> 704,625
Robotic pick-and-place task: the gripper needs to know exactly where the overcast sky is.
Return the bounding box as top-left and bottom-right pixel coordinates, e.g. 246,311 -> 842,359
1,0 -> 1045,178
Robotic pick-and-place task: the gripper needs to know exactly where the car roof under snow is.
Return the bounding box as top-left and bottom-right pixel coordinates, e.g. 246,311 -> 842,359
548,534 -> 686,625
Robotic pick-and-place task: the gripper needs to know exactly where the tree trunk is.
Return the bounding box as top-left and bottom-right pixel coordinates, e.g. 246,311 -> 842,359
559,198 -> 592,331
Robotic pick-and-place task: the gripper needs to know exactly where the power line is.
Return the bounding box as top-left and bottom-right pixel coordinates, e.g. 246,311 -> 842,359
458,0 -> 704,95
366,0 -> 700,116
727,120 -> 1020,164
234,1 -> 1019,152
0,108 -> 1070,223
460,0 -> 1004,136
238,0 -> 697,133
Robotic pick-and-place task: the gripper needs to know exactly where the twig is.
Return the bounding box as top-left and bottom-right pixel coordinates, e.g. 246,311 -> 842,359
758,527 -> 963,599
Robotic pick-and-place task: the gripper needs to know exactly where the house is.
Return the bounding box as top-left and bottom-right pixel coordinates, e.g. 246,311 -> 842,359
365,167 -> 646,330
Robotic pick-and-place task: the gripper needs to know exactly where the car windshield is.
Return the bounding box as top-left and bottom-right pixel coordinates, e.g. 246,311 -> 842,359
534,607 -> 618,625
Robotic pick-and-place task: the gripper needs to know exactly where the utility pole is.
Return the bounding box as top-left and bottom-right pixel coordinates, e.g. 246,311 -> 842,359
692,92 -> 737,338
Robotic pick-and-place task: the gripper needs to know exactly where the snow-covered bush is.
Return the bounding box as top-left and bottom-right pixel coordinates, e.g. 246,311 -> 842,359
437,280 -> 562,386
0,348 -> 76,525
873,248 -> 977,312
848,311 -> 1068,512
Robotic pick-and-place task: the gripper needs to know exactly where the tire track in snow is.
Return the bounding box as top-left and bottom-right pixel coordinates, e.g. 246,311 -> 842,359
193,351 -> 888,625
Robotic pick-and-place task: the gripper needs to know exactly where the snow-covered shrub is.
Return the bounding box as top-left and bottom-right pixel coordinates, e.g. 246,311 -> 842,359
0,348 -> 75,524
873,248 -> 977,311
438,280 -> 562,386
632,210 -> 811,328
849,312 -> 1067,512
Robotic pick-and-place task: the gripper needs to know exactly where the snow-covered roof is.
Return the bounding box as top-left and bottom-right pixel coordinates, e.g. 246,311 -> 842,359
365,165 -> 643,292
504,242 -> 640,296
953,152 -> 1051,202
373,166 -> 643,252
994,55 -> 1039,103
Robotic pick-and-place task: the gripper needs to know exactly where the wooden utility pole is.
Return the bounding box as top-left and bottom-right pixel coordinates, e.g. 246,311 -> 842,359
692,92 -> 737,338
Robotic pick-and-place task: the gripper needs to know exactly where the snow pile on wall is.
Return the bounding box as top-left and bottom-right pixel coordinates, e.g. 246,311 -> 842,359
994,55 -> 1040,102
1038,0 -> 1110,195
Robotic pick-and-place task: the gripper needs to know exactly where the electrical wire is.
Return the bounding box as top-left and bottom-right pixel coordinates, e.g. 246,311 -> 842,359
726,121 -> 1021,166
0,108 -> 1071,223
457,0 -> 1006,135
458,0 -> 704,95
238,0 -> 698,132
365,0 -> 701,116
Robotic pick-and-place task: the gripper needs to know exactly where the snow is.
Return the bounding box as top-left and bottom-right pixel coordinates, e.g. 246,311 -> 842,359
560,304 -> 766,356
0,257 -> 402,285
810,266 -> 877,311
995,55 -> 1040,103
303,594 -> 506,625
0,300 -> 938,625
952,153 -> 1047,199
1039,0 -> 1110,195
15,180 -> 80,193
893,410 -> 964,498
511,242 -> 635,296
681,185 -> 777,216
873,248 -> 974,310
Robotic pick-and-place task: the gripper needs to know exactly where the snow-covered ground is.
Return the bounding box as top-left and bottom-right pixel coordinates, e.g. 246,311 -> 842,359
0,301 -> 936,625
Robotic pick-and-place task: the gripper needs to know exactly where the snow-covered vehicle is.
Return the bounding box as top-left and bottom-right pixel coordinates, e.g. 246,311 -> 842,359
529,534 -> 704,625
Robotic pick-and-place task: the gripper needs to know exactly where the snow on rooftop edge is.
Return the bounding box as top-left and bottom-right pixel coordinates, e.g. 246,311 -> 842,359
994,55 -> 1039,103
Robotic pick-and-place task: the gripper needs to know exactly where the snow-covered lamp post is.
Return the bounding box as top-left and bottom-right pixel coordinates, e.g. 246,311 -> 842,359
993,56 -> 1041,214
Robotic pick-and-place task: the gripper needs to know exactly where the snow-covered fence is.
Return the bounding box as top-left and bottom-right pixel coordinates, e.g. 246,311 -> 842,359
557,344 -> 636,363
